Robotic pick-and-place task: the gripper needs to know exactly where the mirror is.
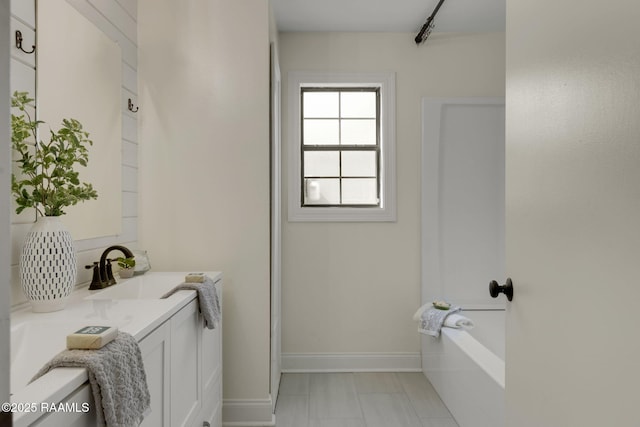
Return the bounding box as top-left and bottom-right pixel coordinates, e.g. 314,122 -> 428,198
37,0 -> 122,240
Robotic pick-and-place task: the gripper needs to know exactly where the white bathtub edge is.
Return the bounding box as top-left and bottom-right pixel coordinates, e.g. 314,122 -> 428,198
442,327 -> 505,389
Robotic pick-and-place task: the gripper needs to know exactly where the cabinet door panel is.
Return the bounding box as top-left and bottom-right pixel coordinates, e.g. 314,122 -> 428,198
171,300 -> 202,427
32,384 -> 96,427
202,325 -> 221,393
139,322 -> 170,427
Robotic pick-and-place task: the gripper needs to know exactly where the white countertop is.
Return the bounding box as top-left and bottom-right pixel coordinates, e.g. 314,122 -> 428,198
10,271 -> 222,427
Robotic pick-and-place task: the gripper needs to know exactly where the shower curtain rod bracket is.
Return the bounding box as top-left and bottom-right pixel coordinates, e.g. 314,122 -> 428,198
415,0 -> 447,45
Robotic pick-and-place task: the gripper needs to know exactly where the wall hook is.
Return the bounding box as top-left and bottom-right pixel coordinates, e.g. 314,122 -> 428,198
15,30 -> 36,54
128,98 -> 139,113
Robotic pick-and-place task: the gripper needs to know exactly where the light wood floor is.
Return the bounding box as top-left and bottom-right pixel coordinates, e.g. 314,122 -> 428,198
274,372 -> 459,427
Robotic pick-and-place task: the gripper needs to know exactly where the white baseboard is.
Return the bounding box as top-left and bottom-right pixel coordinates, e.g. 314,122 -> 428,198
281,352 -> 422,372
222,397 -> 275,427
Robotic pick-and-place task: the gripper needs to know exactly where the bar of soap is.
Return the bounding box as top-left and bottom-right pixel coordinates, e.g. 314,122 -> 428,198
67,326 -> 118,350
432,301 -> 451,310
185,273 -> 206,283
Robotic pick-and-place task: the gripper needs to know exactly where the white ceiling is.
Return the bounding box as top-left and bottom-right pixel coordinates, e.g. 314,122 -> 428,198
272,0 -> 505,33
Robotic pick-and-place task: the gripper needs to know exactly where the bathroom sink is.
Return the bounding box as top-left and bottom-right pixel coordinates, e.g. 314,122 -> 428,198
85,272 -> 192,300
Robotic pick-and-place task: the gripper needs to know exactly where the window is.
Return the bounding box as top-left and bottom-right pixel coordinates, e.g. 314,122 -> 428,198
288,72 -> 396,222
301,88 -> 380,207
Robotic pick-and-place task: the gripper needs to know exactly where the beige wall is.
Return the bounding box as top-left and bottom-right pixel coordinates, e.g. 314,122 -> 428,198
138,0 -> 271,403
280,32 -> 505,357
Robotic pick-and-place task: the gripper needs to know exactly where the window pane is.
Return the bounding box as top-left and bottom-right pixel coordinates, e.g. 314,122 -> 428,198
341,119 -> 376,145
304,178 -> 340,205
342,178 -> 378,205
342,151 -> 377,177
304,119 -> 339,145
341,92 -> 376,118
303,92 -> 339,118
304,151 -> 339,177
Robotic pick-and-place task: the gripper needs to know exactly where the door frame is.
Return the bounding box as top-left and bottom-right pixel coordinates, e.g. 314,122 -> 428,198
269,42 -> 282,413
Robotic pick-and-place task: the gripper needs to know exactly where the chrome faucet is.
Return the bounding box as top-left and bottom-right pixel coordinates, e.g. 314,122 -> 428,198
86,245 -> 134,290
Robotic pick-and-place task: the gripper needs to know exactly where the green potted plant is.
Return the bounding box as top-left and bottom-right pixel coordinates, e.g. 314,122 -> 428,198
11,91 -> 98,312
116,256 -> 136,279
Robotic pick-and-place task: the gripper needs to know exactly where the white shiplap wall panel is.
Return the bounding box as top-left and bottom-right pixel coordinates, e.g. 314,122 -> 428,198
9,18 -> 35,67
88,0 -> 137,43
115,0 -> 136,21
121,217 -> 137,242
122,165 -> 138,193
10,0 -> 35,27
122,88 -> 138,119
122,140 -> 138,168
10,0 -> 138,308
9,59 -> 35,95
67,0 -> 137,67
122,61 -> 137,93
122,191 -> 138,218
122,114 -> 138,142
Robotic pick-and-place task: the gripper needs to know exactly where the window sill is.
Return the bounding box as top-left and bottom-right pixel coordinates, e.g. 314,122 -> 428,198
288,204 -> 396,222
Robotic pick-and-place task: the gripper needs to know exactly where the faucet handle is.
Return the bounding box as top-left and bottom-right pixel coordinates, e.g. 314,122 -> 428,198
86,262 -> 107,290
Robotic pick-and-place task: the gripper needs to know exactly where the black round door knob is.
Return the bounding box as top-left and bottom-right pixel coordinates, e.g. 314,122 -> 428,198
489,278 -> 514,301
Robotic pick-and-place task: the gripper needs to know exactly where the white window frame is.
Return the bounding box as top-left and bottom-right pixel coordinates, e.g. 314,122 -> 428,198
287,71 -> 396,222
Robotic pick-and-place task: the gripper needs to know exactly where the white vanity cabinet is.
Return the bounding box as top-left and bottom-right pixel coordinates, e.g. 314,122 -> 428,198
171,296 -> 223,427
22,278 -> 223,427
143,281 -> 223,427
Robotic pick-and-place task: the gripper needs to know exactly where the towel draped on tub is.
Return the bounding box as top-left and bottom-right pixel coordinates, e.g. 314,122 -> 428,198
413,304 -> 475,337
31,332 -> 150,427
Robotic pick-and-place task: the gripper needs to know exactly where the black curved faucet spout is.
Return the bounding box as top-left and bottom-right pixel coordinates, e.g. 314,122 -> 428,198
99,245 -> 134,286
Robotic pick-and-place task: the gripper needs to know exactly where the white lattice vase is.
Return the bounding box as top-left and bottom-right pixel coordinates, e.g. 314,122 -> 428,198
20,216 -> 77,312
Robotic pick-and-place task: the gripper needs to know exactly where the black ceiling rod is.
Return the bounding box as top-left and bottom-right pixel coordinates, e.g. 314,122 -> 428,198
415,0 -> 447,45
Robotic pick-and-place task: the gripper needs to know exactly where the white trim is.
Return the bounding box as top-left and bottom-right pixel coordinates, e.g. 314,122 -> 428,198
281,352 -> 421,372
287,71 -> 397,222
223,397 -> 275,426
269,43 -> 282,413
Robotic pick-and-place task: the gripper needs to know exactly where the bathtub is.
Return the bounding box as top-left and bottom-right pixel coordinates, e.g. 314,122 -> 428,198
421,309 -> 505,427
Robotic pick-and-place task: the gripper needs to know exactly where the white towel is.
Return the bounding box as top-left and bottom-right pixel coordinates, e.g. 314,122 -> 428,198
412,303 -> 431,321
443,313 -> 475,330
413,303 -> 474,337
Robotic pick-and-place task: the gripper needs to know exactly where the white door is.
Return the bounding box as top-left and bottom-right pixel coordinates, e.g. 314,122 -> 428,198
269,43 -> 282,412
506,1 -> 640,426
